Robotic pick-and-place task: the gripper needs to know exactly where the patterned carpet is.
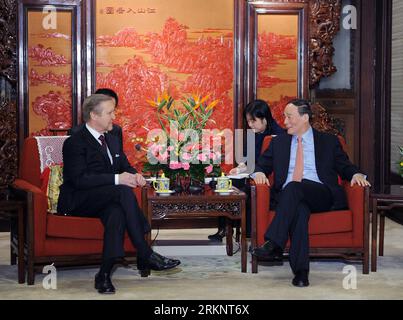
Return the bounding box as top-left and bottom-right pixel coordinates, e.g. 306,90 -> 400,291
0,222 -> 403,300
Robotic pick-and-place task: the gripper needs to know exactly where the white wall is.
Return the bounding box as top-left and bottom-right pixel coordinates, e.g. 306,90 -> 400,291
391,0 -> 403,174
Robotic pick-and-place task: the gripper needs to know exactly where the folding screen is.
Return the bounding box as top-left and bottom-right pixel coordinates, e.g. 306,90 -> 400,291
94,0 -> 236,167
18,0 -> 82,149
246,2 -> 309,126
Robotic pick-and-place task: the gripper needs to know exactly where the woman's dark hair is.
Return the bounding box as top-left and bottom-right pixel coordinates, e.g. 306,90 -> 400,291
95,88 -> 119,106
287,98 -> 312,121
243,99 -> 274,131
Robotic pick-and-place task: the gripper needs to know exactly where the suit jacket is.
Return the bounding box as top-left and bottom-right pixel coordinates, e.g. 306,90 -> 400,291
68,124 -> 123,149
57,125 -> 136,214
255,128 -> 360,210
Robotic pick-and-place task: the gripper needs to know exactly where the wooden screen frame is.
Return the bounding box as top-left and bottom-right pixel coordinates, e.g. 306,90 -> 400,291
85,0 -> 242,130
245,1 -> 309,106
17,0 -> 82,152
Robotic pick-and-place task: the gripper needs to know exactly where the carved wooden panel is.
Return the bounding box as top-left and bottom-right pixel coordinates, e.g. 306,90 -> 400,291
0,0 -> 17,84
0,0 -> 18,194
311,102 -> 343,135
151,201 -> 242,219
309,0 -> 341,87
0,98 -> 18,191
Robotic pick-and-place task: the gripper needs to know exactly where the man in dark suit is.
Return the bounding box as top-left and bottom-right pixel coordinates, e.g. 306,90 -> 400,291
68,88 -> 123,149
58,94 -> 180,294
251,99 -> 370,287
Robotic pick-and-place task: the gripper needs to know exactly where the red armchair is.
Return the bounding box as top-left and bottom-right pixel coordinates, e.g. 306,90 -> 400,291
250,135 -> 370,274
12,137 -> 148,285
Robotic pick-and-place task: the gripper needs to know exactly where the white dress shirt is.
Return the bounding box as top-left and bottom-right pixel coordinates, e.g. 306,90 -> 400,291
86,124 -> 119,185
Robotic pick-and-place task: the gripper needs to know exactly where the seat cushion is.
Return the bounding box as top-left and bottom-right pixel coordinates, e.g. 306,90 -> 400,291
308,210 -> 353,235
47,214 -> 104,240
268,209 -> 353,235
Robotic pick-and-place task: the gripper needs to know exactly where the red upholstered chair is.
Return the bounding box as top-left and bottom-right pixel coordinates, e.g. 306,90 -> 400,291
250,135 -> 370,274
12,137 -> 148,285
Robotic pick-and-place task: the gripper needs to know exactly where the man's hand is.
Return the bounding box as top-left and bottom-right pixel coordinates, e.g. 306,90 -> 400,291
118,172 -> 139,188
351,173 -> 371,187
229,163 -> 247,175
252,172 -> 270,186
134,173 -> 146,187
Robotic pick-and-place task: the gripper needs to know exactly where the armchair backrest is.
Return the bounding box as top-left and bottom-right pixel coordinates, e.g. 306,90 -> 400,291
19,136 -> 69,188
260,134 -> 348,184
260,134 -> 347,155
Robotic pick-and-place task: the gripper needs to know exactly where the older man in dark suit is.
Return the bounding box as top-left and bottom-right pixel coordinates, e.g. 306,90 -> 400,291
251,99 -> 370,287
58,94 -> 180,294
68,88 -> 123,148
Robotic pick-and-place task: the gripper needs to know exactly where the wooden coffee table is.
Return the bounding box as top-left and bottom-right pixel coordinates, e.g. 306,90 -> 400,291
144,186 -> 247,272
370,185 -> 403,272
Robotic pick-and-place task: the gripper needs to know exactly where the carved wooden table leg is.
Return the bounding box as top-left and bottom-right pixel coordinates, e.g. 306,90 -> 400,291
371,197 -> 378,272
226,220 -> 233,256
379,210 -> 385,256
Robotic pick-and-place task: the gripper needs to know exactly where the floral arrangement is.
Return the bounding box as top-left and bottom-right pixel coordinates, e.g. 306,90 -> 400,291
140,92 -> 223,184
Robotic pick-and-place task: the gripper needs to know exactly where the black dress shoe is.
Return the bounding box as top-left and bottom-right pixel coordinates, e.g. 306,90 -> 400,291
292,270 -> 309,287
94,272 -> 115,294
153,251 -> 181,267
137,252 -> 181,277
208,228 -> 226,242
251,240 -> 283,265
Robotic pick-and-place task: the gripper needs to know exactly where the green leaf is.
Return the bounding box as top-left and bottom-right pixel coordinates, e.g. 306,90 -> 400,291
157,100 -> 166,112
166,97 -> 174,110
206,109 -> 213,118
157,116 -> 167,133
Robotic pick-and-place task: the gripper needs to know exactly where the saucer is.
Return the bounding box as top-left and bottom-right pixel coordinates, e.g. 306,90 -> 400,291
214,189 -> 235,195
156,190 -> 175,196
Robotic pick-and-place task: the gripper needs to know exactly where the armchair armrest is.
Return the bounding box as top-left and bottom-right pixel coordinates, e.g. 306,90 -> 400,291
250,181 -> 272,248
132,186 -> 142,204
342,181 -> 370,247
12,179 -> 48,255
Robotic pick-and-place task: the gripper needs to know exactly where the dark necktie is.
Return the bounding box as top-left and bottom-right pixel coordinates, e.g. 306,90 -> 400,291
98,135 -> 108,151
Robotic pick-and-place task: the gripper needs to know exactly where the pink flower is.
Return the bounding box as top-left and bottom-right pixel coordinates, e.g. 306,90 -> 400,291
184,144 -> 198,152
182,152 -> 192,160
197,153 -> 208,162
169,162 -> 182,170
158,151 -> 168,161
182,162 -> 190,170
205,164 -> 213,174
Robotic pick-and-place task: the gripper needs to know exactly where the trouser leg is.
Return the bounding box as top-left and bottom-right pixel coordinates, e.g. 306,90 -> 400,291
72,185 -> 152,260
288,202 -> 311,273
265,179 -> 333,267
265,182 -> 305,248
99,204 -> 126,260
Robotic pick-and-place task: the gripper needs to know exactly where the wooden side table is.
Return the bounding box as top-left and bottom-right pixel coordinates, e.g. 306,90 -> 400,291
0,199 -> 26,283
145,186 -> 247,272
370,185 -> 403,272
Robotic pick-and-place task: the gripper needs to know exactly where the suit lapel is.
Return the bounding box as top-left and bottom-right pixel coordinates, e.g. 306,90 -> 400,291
81,126 -> 112,168
105,133 -> 119,172
313,129 -> 323,174
279,134 -> 292,185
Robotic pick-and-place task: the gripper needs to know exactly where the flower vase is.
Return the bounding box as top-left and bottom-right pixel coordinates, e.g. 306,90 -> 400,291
208,177 -> 218,189
188,177 -> 203,194
178,175 -> 191,194
173,175 -> 183,194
